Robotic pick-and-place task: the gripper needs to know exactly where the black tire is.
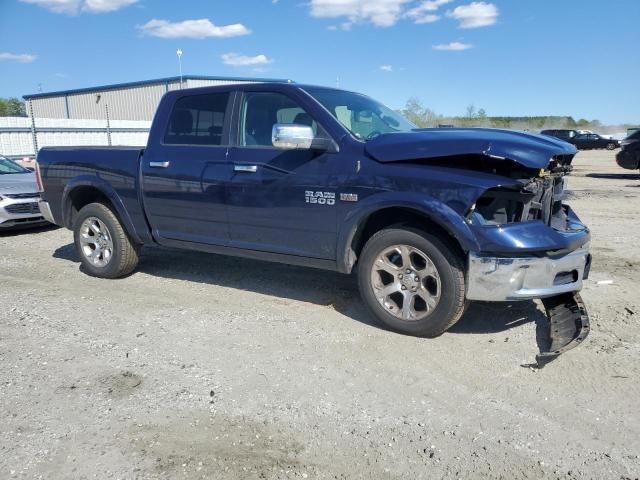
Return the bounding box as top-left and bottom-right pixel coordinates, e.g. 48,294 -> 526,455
606,143 -> 617,150
357,228 -> 466,337
73,202 -> 139,278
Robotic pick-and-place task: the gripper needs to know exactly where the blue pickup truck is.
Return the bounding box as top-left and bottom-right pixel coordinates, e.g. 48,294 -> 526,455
37,82 -> 591,363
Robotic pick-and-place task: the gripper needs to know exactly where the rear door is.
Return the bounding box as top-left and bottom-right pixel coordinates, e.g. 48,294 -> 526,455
226,90 -> 344,259
573,134 -> 590,149
141,91 -> 234,245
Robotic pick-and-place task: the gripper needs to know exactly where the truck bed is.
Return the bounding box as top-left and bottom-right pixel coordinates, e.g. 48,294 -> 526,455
37,146 -> 149,242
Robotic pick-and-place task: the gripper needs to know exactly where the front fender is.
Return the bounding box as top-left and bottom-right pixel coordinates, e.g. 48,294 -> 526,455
337,191 -> 480,273
62,176 -> 143,244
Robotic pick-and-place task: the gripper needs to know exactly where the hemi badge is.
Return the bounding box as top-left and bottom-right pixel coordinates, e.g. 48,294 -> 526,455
340,193 -> 358,202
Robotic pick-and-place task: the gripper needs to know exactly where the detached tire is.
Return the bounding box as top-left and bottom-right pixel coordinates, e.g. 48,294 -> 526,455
73,202 -> 139,278
357,228 -> 466,337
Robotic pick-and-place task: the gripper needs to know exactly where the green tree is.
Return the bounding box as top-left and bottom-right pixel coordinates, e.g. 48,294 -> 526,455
402,97 -> 439,127
0,97 -> 27,117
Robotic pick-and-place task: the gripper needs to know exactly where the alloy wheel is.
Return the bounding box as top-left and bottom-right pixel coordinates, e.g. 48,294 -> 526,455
79,216 -> 114,268
370,244 -> 441,321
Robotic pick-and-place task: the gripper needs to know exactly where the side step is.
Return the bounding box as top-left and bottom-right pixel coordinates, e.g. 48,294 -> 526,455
536,293 -> 590,368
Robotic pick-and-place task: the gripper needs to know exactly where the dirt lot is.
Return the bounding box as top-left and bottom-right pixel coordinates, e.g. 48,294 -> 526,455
1,150 -> 639,479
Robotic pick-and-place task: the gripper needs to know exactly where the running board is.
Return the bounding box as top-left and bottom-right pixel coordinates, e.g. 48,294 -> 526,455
536,293 -> 590,368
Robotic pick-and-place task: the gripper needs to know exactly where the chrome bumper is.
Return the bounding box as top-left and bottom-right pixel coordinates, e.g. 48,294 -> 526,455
38,200 -> 55,224
466,245 -> 591,301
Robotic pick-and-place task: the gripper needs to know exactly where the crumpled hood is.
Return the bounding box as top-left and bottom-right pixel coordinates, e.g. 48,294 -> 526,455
0,172 -> 38,195
365,128 -> 577,169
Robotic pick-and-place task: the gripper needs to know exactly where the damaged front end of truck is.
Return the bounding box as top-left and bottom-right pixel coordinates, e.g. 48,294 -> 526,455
366,129 -> 592,366
464,156 -> 591,367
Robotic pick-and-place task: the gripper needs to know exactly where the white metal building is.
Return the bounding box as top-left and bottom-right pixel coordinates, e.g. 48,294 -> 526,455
23,75 -> 289,121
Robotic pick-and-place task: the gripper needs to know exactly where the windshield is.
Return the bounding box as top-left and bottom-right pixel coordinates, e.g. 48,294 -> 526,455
305,88 -> 416,141
0,156 -> 29,175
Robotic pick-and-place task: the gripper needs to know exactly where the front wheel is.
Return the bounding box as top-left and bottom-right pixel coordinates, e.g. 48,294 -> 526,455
73,202 -> 140,278
606,143 -> 617,150
357,228 -> 466,337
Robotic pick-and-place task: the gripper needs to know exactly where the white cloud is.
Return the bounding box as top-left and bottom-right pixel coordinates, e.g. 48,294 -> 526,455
328,21 -> 353,31
379,64 -> 393,72
309,0 -> 412,27
83,0 -> 137,13
20,0 -> 137,14
433,41 -> 473,51
411,13 -> 440,24
0,52 -> 37,63
447,2 -> 498,28
405,0 -> 452,23
139,19 -> 251,39
221,53 -> 273,67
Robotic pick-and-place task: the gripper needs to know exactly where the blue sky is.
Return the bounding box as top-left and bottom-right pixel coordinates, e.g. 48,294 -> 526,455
1,0 -> 638,124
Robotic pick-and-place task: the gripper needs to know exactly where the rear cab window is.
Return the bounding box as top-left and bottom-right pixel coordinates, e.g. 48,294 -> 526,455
164,92 -> 231,146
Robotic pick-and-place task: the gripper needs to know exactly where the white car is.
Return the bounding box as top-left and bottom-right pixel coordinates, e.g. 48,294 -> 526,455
0,156 -> 48,229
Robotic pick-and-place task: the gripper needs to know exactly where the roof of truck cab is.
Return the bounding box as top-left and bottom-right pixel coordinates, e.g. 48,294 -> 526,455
161,82 -> 361,96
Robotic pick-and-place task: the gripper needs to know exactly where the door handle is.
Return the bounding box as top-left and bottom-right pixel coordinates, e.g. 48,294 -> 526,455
149,161 -> 170,168
234,165 -> 258,173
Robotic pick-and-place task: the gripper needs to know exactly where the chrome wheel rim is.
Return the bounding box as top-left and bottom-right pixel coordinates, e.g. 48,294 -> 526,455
79,217 -> 114,268
370,244 -> 441,321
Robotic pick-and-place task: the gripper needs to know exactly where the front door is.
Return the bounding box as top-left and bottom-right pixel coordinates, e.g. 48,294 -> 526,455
141,91 -> 233,245
227,91 -> 345,259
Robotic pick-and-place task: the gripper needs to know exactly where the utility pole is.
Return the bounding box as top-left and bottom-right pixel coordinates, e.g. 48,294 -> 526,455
177,49 -> 183,88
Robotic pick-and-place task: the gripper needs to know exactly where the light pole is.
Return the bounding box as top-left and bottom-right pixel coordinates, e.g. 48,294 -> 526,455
176,49 -> 183,88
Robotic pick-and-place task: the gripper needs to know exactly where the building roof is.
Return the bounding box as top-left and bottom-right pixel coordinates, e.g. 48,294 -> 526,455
23,75 -> 293,100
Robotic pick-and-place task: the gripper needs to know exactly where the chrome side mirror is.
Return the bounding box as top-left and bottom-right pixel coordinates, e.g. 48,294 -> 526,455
272,124 -> 314,150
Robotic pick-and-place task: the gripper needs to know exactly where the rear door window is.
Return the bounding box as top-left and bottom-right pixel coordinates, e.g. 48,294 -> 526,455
164,92 -> 231,146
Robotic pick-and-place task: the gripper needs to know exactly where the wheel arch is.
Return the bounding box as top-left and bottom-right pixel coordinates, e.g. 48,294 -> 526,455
337,196 -> 479,274
62,178 -> 142,244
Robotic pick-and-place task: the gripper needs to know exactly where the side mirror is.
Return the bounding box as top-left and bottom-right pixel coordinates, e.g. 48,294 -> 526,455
272,124 -> 314,150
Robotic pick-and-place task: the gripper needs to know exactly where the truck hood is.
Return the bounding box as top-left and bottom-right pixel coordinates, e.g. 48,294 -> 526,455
0,172 -> 38,195
364,128 -> 577,170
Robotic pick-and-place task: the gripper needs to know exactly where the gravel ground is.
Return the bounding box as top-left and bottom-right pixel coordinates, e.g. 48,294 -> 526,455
1,150 -> 639,479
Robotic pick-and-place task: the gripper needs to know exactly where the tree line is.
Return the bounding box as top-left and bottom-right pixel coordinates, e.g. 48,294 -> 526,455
400,97 -> 611,132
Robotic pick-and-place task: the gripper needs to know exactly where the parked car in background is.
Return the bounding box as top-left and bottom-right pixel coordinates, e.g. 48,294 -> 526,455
616,130 -> 640,171
0,155 -> 48,230
540,129 -> 578,142
541,130 -> 620,150
572,133 -> 620,150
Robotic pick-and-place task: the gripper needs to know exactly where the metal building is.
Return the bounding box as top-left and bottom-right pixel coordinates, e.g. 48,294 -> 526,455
23,75 -> 289,121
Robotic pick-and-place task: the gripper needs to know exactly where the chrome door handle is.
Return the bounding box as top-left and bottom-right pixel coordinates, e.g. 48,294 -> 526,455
149,161 -> 170,168
234,165 -> 258,173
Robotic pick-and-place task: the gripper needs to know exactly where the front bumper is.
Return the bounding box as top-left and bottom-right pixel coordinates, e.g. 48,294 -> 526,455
466,245 -> 591,301
0,196 -> 47,229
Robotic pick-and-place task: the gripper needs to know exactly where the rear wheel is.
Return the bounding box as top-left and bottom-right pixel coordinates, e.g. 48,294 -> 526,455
73,202 -> 139,278
357,228 -> 466,337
